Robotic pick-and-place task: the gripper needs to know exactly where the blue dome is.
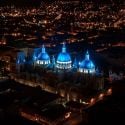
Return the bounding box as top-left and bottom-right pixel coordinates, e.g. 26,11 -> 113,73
57,52 -> 71,62
38,45 -> 50,61
38,53 -> 50,61
80,60 -> 95,69
79,51 -> 95,69
57,43 -> 71,62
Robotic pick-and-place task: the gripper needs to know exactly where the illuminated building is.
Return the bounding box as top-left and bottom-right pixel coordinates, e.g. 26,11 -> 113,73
32,48 -> 41,62
56,43 -> 72,70
72,58 -> 78,70
16,51 -> 26,72
36,45 -> 50,66
32,45 -> 50,67
15,45 -> 97,74
16,52 -> 26,64
3,45 -> 108,105
79,51 -> 95,74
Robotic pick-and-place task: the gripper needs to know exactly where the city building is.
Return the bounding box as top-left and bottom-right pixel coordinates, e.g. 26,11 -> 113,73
15,43 -> 97,74
0,44 -> 107,104
79,51 -> 95,74
35,45 -> 50,66
56,43 -> 72,70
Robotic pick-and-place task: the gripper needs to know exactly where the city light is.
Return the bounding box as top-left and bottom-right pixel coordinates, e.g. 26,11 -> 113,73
0,1 -> 124,125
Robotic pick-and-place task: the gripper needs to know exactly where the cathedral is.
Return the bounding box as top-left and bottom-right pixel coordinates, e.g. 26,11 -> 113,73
14,43 -> 106,102
16,43 -> 97,74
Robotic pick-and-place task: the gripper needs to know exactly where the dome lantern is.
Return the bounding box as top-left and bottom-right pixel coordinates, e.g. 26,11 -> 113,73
62,43 -> 66,53
42,44 -> 46,53
85,50 -> 90,60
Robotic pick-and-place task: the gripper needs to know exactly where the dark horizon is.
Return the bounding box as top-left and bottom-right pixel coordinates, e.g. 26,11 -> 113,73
0,0 -> 124,7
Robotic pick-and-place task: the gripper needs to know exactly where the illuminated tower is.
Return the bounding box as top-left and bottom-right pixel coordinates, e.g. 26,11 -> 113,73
79,51 -> 95,74
16,52 -> 26,72
73,58 -> 78,69
32,48 -> 39,61
51,55 -> 56,69
36,44 -> 50,66
56,43 -> 72,70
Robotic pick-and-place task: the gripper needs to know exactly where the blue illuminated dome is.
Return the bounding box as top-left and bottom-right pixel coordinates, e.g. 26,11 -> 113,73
56,43 -> 72,69
36,45 -> 50,65
79,51 -> 95,74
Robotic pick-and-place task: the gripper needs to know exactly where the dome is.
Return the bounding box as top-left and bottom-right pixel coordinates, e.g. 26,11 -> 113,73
79,51 -> 95,73
57,53 -> 71,62
80,59 -> 95,69
38,52 -> 50,61
57,43 -> 71,63
56,43 -> 72,69
38,45 -> 50,61
36,45 -> 50,65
